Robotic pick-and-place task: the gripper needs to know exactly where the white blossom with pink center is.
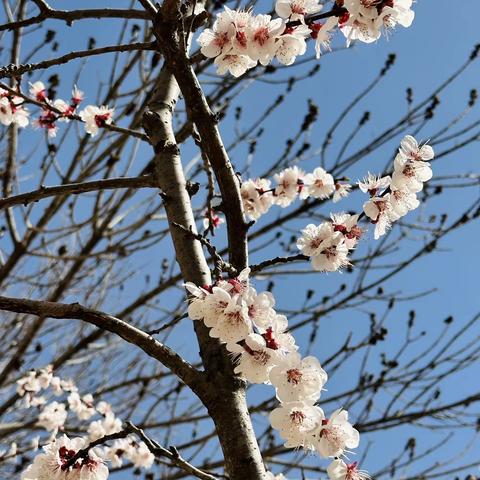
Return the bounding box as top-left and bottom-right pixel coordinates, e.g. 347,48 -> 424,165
0,89 -> 29,127
29,81 -> 48,102
314,408 -> 360,458
333,182 -> 352,203
274,25 -> 310,66
21,435 -> 108,480
389,187 -> 419,217
358,172 -> 391,196
331,213 -> 363,249
202,286 -> 232,329
302,166 -> 336,199
240,164 -> 338,221
248,14 -> 285,65
297,222 -> 350,272
400,134 -> 434,161
241,178 -> 275,220
258,313 -> 297,355
341,0 -> 414,47
214,52 -> 257,77
270,352 -> 327,403
269,401 -> 324,449
185,282 -> 212,320
327,458 -> 371,480
363,195 -> 394,239
392,152 -> 433,192
79,105 -> 114,136
231,333 -> 281,383
229,8 -> 253,55
245,289 -> 276,329
197,7 -> 236,58
217,267 -> 251,295
340,15 -> 381,47
275,0 -> 323,22
209,296 -> 253,348
72,85 -> 84,105
274,166 -> 306,207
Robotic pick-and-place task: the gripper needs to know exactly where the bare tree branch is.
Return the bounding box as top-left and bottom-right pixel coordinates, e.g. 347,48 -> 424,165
0,296 -> 202,391
0,41 -> 157,79
0,175 -> 156,210
0,6 -> 151,32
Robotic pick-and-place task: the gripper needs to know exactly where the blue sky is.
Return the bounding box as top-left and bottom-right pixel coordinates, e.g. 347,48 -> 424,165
2,0 -> 480,478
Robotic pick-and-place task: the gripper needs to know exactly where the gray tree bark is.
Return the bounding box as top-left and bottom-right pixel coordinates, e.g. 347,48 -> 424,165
143,58 -> 267,480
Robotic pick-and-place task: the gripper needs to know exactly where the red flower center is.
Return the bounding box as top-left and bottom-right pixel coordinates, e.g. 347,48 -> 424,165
94,113 -> 110,127
262,327 -> 280,350
235,31 -> 248,48
287,368 -> 303,384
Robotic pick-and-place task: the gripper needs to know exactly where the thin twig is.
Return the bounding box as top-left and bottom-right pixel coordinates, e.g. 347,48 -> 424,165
172,222 -> 237,278
62,421 -> 218,480
250,253 -> 308,274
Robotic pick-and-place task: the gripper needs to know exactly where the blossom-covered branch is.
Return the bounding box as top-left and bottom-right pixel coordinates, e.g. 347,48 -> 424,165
47,421 -> 219,480
0,81 -> 148,140
183,135 -> 433,478
184,267 -> 366,478
244,136 -> 432,273
197,0 -> 415,76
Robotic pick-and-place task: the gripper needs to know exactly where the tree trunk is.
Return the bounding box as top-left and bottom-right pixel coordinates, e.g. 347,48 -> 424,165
143,62 -> 267,479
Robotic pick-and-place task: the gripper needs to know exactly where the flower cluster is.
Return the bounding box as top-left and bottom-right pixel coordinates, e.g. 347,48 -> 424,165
0,86 -> 29,127
197,0 -> 415,76
22,435 -> 108,480
1,80 -> 115,138
241,166 -> 351,221
27,81 -> 114,138
198,6 -> 309,77
185,267 -> 367,476
17,366 -> 155,478
295,136 -> 432,271
186,138 -> 432,475
297,212 -> 361,271
362,135 -> 433,239
328,459 -> 371,480
30,81 -> 83,137
341,0 -> 415,47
